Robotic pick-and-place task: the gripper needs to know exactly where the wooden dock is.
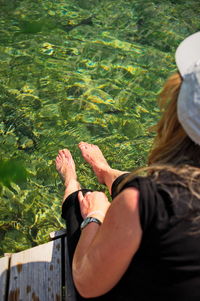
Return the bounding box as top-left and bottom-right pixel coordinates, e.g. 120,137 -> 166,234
0,230 -> 77,301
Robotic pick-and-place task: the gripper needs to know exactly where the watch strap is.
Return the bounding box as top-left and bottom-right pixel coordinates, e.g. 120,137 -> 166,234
80,217 -> 102,230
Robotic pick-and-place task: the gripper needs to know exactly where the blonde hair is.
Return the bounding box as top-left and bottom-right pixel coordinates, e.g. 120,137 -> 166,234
120,71 -> 200,170
117,72 -> 200,230
148,72 -> 200,166
148,72 -> 183,165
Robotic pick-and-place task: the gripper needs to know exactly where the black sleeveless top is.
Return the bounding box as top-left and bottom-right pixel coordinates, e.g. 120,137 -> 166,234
108,174 -> 200,301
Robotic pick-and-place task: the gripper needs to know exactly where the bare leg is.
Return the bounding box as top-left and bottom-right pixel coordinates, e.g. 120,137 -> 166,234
78,142 -> 128,193
55,149 -> 81,202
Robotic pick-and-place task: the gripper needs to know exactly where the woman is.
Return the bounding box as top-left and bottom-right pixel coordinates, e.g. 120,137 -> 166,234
56,32 -> 200,300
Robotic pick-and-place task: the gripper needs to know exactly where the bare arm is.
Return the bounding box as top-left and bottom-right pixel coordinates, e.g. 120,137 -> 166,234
72,188 -> 142,298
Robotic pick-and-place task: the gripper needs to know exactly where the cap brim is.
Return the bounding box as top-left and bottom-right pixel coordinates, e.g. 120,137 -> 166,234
175,31 -> 200,77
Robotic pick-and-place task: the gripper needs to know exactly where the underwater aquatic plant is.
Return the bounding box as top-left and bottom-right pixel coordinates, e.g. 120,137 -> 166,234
0,0 -> 199,255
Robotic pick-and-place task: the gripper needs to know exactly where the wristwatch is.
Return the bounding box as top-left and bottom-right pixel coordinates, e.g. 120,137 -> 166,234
80,217 -> 102,230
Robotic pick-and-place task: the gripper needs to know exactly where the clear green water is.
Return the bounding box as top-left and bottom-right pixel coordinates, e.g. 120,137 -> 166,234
0,0 -> 199,255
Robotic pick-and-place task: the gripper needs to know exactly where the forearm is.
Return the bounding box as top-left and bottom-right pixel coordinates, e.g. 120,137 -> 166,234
72,207 -> 109,273
72,223 -> 100,295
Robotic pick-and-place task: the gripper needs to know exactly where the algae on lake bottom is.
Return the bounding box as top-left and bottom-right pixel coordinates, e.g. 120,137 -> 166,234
0,0 -> 200,255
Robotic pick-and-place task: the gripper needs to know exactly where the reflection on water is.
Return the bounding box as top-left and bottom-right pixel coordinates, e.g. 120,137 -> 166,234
0,0 -> 199,255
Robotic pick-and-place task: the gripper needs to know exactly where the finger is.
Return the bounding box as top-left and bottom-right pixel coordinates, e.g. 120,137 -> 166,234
78,191 -> 84,202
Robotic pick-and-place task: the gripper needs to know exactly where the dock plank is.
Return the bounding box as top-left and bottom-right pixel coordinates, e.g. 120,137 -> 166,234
0,256 -> 9,301
8,239 -> 62,301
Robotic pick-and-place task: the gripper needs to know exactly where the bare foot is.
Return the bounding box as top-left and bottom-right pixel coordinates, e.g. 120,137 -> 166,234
56,149 -> 76,183
78,142 -> 128,192
55,149 -> 81,200
78,142 -> 111,184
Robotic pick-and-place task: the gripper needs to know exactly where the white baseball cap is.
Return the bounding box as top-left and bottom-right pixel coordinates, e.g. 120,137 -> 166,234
175,32 -> 200,145
175,31 -> 200,77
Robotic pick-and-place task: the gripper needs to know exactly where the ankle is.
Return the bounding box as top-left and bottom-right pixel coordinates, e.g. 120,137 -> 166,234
63,179 -> 81,201
104,168 -> 126,193
103,168 -> 115,191
64,178 -> 79,188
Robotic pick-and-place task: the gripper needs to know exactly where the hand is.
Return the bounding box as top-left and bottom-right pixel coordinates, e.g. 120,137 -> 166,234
78,191 -> 110,222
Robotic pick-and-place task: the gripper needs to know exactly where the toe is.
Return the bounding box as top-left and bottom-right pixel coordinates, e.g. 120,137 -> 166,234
64,149 -> 73,160
63,149 -> 69,157
79,144 -> 86,150
59,150 -> 65,157
61,149 -> 70,159
56,154 -> 61,161
78,142 -> 85,148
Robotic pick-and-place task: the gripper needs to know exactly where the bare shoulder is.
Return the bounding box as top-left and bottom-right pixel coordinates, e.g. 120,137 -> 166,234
108,187 -> 141,227
104,187 -> 142,247
112,187 -> 140,210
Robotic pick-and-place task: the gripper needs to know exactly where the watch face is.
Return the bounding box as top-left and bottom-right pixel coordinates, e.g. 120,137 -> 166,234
80,218 -> 90,230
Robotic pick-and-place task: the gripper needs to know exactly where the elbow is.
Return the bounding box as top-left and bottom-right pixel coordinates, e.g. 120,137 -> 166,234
72,254 -> 108,298
74,280 -> 93,298
73,274 -> 101,298
72,271 -> 87,298
72,257 -> 93,297
72,260 -> 93,298
72,265 -> 104,298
